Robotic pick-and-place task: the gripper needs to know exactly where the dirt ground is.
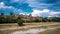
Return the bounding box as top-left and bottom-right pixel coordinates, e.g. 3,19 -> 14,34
38,28 -> 60,34
0,22 -> 60,34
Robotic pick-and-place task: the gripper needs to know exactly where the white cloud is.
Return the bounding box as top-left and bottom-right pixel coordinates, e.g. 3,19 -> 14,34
49,12 -> 60,15
0,2 -> 5,8
31,9 -> 49,17
0,2 -> 4,5
0,2 -> 26,15
0,2 -> 14,9
31,9 -> 60,17
49,12 -> 60,17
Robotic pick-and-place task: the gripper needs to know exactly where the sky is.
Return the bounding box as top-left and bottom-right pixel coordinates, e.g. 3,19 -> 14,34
0,0 -> 60,17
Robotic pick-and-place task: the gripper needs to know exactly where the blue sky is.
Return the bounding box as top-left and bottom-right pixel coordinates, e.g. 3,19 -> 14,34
0,0 -> 60,17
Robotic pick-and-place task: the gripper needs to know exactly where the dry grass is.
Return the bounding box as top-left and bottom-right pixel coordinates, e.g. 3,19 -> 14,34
38,28 -> 60,34
0,22 -> 60,34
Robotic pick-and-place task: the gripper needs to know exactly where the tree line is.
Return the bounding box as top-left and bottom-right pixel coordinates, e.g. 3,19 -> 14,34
0,13 -> 60,24
0,16 -> 60,23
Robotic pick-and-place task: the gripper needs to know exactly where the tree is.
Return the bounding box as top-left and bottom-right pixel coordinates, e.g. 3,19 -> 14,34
17,16 -> 24,26
0,16 -> 5,23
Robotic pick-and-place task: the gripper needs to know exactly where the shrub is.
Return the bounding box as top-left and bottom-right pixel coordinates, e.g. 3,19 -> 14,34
17,19 -> 24,26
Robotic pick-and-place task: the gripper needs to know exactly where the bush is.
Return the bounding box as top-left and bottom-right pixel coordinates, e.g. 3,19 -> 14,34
33,19 -> 41,22
17,19 -> 24,26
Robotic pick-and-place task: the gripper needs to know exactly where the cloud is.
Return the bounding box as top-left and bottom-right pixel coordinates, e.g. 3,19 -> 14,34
0,0 -> 60,11
0,0 -> 33,12
0,2 -> 5,7
26,0 -> 60,11
0,0 -> 60,12
31,9 -> 60,17
31,9 -> 49,17
0,2 -> 14,9
49,12 -> 60,17
0,0 -> 60,17
0,2 -> 24,15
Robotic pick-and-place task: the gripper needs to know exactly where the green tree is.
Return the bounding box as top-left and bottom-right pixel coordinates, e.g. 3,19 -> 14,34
17,16 -> 24,26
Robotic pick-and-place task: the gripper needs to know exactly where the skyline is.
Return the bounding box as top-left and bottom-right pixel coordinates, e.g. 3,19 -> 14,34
0,0 -> 60,17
